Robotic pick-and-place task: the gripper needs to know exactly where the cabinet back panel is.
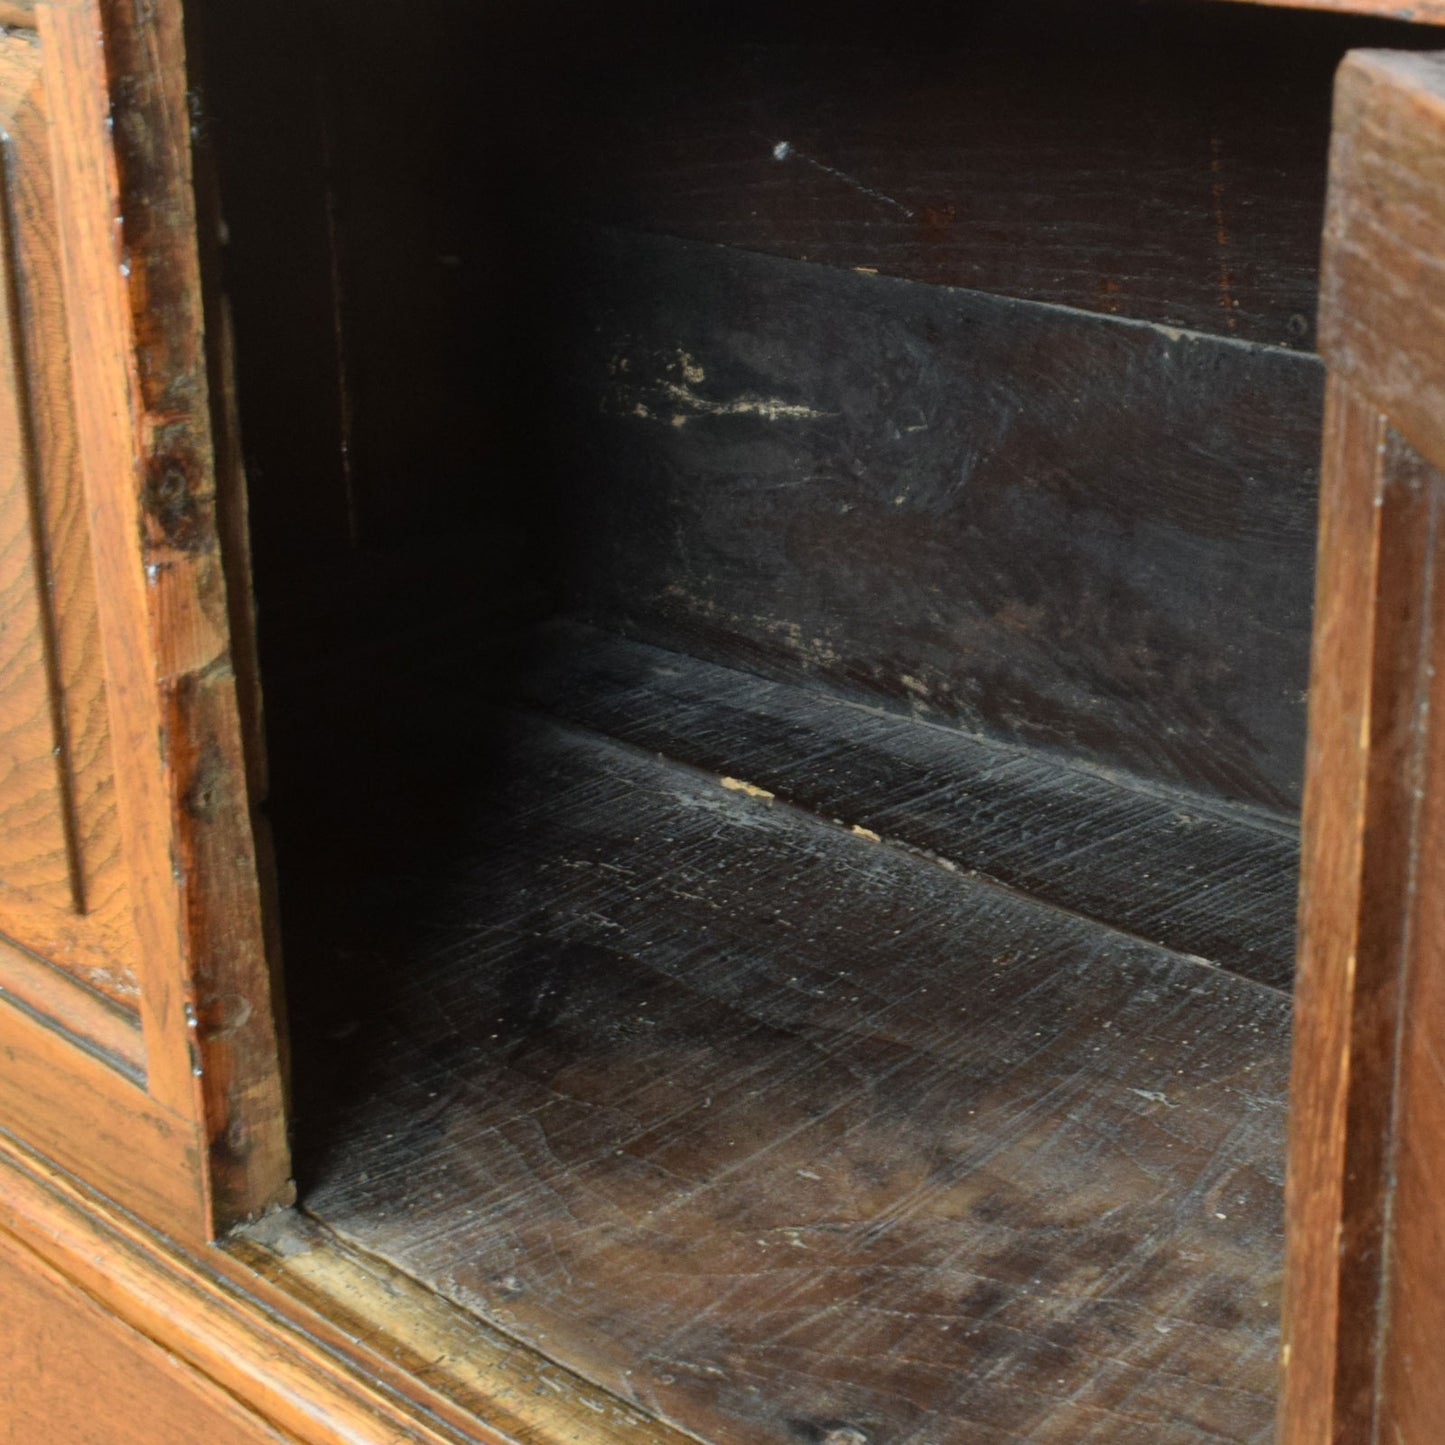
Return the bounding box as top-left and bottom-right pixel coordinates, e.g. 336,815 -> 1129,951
541,229 -> 1323,811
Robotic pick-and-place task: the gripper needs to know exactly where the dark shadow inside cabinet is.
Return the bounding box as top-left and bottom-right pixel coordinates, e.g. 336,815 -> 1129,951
199,1 -> 1427,1439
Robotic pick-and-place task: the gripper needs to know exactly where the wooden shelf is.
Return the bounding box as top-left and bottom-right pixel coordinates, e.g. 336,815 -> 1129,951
272,630 -> 1290,1445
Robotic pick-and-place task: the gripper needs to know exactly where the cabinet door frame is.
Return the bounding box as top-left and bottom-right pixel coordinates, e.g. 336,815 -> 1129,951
1283,46 -> 1445,1445
0,0 -> 288,1242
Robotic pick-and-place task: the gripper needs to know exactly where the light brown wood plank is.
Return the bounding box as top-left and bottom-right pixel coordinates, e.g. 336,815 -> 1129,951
0,46 -> 79,917
1278,384 -> 1431,1444
0,1225 -> 296,1445
0,992 -> 202,1233
38,0 -> 290,1231
1283,42 -> 1445,1445
1375,437 -> 1445,1444
0,932 -> 142,1072
0,1129 -> 691,1445
0,27 -> 141,1008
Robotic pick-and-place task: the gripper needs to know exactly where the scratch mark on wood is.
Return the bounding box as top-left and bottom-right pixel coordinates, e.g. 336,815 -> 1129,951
771,140 -> 916,219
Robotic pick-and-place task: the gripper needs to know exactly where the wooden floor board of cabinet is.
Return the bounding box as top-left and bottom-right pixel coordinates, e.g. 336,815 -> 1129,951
5,0 -> 1445,1441
266,637 -> 1287,1445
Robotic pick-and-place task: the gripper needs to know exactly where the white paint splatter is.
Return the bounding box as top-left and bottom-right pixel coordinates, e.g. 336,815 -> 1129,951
662,379 -> 831,424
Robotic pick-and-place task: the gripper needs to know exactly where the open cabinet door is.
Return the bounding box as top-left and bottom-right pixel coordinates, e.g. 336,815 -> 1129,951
1283,46 -> 1445,1445
0,0 -> 287,1241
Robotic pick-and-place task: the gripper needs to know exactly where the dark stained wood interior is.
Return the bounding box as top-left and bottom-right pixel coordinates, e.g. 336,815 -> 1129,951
536,228 -> 1323,812
193,0 -> 1361,1438
432,624 -> 1301,991
274,635 -> 1290,1445
198,0 -> 1427,625
538,2 -> 1351,351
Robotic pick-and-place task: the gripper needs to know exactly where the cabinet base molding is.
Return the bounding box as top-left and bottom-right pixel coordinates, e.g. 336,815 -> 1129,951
0,1132 -> 679,1444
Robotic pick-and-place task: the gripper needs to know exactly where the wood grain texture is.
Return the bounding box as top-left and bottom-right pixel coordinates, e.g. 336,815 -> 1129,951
0,1225 -> 295,1445
1377,438 -> 1445,1445
0,932 -> 142,1072
0,1129 -> 699,1445
0,39 -> 81,917
235,1212 -> 706,1445
1281,45 -> 1445,1445
286,695 -> 1289,1445
0,992 -> 202,1227
434,623 -> 1299,990
0,29 -> 140,1008
38,0 -> 289,1233
1319,50 -> 1445,468
1278,388 -> 1441,1442
542,227 -> 1322,811
196,0 -> 1386,645
536,2 -> 1354,350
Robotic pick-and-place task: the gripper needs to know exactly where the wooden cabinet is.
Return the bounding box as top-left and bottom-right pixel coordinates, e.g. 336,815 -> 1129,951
0,27 -> 138,1032
0,1223 -> 289,1445
1,1 -> 1444,1442
0,0 -> 286,1240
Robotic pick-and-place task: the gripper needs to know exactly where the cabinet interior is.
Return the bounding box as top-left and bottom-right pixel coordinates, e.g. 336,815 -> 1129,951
199,1 -> 1421,1439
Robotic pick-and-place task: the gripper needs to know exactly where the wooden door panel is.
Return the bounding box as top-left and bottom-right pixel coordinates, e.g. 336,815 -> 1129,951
0,29 -> 139,1034
1282,48 -> 1445,1445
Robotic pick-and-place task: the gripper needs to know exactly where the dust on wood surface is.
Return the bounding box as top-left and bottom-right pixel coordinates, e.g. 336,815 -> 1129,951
284,666 -> 1288,1445
423,626 -> 1299,991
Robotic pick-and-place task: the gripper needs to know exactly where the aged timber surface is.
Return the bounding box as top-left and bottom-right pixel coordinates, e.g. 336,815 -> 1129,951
291,696 -> 1288,1445
537,228 -> 1323,811
524,0 -> 1429,349
428,624 -> 1299,991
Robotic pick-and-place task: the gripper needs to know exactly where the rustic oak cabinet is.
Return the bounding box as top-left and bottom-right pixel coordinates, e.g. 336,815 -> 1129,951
0,0 -> 1443,1440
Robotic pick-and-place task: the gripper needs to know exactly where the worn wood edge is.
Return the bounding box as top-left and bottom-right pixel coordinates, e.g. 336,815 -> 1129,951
0,2 -> 35,29
0,1127 -> 697,1445
229,1213 -> 703,1445
1279,379 -> 1439,1441
183,0 -> 292,1124
1280,379 -> 1379,1443
37,0 -> 191,1111
1211,0 -> 1445,22
38,0 -> 291,1233
0,992 -> 202,1232
98,0 -> 293,1231
1320,49 -> 1445,472
1373,445 -> 1445,1441
0,1131 -> 469,1445
0,930 -> 143,1073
